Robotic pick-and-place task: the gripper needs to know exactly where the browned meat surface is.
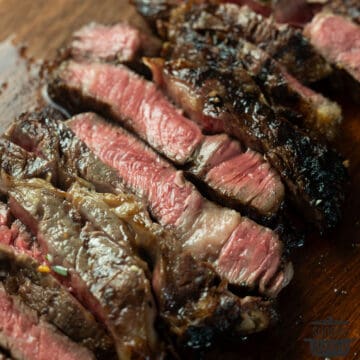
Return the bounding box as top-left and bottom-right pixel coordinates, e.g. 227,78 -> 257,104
6,108 -> 125,194
153,2 -> 331,83
2,176 -> 159,359
0,138 -> 53,181
304,12 -> 360,84
66,181 -> 275,349
150,5 -> 341,140
48,60 -> 285,219
67,113 -> 293,297
133,2 -> 347,230
0,282 -> 95,360
68,22 -> 160,64
0,244 -> 115,358
272,0 -> 360,26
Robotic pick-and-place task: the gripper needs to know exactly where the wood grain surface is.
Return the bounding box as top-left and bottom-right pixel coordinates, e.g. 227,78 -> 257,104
0,1 -> 359,359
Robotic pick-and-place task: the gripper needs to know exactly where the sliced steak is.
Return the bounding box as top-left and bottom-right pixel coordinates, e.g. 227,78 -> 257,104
0,244 -> 115,358
67,112 -> 293,297
154,5 -> 342,140
0,138 -> 53,181
159,2 -> 332,83
64,22 -> 161,77
324,0 -> 360,25
3,176 -> 159,359
68,22 -> 160,64
67,182 -> 274,348
144,44 -> 347,230
6,108 -> 125,194
49,60 -> 285,219
0,283 -> 95,360
304,12 -> 360,84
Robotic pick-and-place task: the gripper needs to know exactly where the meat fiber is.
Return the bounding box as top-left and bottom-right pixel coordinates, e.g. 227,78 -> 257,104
68,22 -> 160,64
304,12 -> 360,84
0,282 -> 95,360
6,109 -> 125,194
66,181 -> 275,348
142,33 -> 347,230
49,60 -> 285,219
2,176 -> 159,359
0,244 -> 115,358
67,112 -> 293,297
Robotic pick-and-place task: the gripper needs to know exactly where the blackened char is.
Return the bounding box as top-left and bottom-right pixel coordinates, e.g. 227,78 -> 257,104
67,113 -> 293,298
66,181 -> 274,348
0,244 -> 115,358
164,3 -> 332,83
0,282 -> 95,360
6,108 -> 125,194
154,5 -> 342,140
48,60 -> 285,219
3,176 -> 159,359
147,41 -> 347,230
0,138 -> 53,181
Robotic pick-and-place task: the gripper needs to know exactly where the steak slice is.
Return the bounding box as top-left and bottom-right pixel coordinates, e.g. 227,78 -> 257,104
0,283 -> 95,360
68,22 -> 160,64
0,138 -> 53,181
2,176 -> 159,359
67,182 -> 274,348
153,3 -> 342,141
143,47 -> 347,230
212,3 -> 332,83
6,108 -> 125,194
49,60 -> 285,219
155,2 -> 332,83
304,12 -> 360,84
67,113 -> 293,297
0,244 -> 115,358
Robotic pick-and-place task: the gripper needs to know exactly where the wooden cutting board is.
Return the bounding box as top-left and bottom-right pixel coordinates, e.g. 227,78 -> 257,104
0,1 -> 359,359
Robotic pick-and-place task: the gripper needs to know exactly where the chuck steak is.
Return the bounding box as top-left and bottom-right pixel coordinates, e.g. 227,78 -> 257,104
6,109 -> 125,194
141,37 -> 347,230
0,282 -> 95,360
67,182 -> 274,348
0,244 -> 115,358
304,12 -> 360,84
67,112 -> 293,297
148,3 -> 342,141
3,176 -> 159,359
49,60 -> 285,219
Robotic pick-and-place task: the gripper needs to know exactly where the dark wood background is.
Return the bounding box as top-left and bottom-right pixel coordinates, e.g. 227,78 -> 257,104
0,1 -> 359,359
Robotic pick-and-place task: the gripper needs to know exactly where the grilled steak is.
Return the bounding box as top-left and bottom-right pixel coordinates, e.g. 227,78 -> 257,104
68,22 -> 160,64
0,244 -> 115,358
151,2 -> 332,83
2,176 -> 159,359
0,138 -> 53,181
324,0 -> 360,25
63,22 -> 161,77
0,282 -> 95,360
67,182 -> 274,347
67,112 -> 293,297
139,27 -> 347,229
49,61 -> 285,220
304,12 -> 360,84
272,0 -> 360,26
148,4 -> 341,140
6,109 -> 125,194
